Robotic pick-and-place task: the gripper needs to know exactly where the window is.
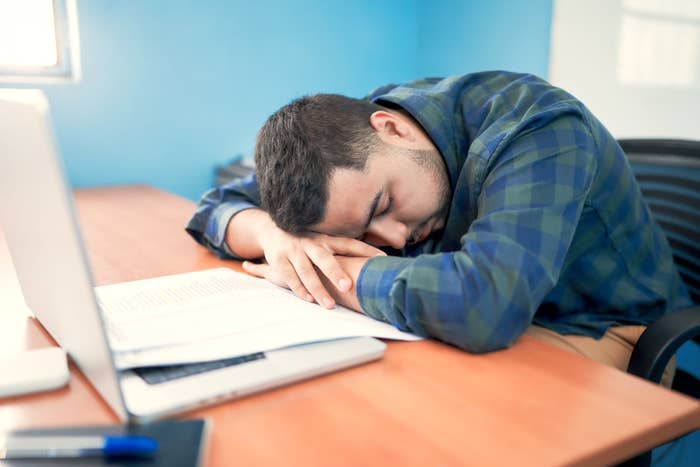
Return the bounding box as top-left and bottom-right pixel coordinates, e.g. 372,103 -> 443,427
0,0 -> 81,83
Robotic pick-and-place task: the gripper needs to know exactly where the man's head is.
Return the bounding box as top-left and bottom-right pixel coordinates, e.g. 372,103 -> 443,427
255,93 -> 451,249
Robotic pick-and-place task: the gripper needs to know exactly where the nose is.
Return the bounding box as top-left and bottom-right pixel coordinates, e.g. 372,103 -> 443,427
364,217 -> 408,249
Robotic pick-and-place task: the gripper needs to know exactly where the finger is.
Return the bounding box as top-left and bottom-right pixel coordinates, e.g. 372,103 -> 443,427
303,243 -> 353,292
277,260 -> 315,303
242,260 -> 267,278
325,236 -> 386,257
288,253 -> 336,309
243,261 -> 314,302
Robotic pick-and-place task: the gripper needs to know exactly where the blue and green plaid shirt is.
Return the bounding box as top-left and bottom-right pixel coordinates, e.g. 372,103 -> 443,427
187,71 -> 691,353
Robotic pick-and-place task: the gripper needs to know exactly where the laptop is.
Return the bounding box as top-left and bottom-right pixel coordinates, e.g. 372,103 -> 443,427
0,89 -> 386,422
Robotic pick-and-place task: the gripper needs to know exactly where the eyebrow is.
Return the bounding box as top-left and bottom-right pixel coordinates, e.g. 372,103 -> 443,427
362,188 -> 383,233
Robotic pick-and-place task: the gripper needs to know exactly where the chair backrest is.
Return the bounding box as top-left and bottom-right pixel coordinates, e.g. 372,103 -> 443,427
618,139 -> 700,305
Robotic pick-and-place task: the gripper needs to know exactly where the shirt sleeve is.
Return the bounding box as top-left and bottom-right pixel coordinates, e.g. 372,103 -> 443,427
356,112 -> 598,353
185,173 -> 262,259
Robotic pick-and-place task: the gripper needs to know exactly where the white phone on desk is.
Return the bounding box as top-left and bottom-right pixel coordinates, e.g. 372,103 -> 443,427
0,347 -> 69,398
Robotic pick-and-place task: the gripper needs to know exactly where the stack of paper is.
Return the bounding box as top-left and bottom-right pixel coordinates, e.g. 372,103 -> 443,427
95,268 -> 420,370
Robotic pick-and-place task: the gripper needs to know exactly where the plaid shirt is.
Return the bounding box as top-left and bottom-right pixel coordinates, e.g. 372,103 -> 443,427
186,71 -> 691,353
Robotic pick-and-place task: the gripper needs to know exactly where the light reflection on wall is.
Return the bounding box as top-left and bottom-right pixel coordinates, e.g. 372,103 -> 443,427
549,0 -> 700,139
617,0 -> 700,88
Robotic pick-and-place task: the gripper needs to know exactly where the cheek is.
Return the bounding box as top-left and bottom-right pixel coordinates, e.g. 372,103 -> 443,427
362,232 -> 388,246
395,191 -> 431,221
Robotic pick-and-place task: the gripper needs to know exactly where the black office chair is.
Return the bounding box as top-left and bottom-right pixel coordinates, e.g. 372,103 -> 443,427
616,139 -> 700,467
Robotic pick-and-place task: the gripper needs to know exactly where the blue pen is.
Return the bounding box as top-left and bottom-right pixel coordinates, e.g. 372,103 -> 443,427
0,434 -> 158,459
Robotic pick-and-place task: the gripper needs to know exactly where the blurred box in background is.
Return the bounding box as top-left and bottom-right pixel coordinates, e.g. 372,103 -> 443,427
215,154 -> 255,187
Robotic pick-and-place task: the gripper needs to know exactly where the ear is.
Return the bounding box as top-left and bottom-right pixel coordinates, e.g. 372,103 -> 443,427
369,110 -> 414,143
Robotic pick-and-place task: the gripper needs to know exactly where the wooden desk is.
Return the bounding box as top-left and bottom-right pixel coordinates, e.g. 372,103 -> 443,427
1,185 -> 699,466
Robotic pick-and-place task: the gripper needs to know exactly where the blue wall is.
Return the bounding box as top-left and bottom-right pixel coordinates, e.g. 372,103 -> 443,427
31,0 -> 553,201
416,0 -> 553,77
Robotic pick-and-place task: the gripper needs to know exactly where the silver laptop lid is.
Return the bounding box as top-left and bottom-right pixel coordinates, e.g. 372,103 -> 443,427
0,89 -> 127,420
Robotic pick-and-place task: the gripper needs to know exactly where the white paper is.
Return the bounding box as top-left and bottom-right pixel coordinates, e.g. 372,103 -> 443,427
95,268 -> 420,369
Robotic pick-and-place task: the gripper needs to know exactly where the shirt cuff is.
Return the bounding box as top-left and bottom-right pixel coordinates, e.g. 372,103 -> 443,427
356,255 -> 414,329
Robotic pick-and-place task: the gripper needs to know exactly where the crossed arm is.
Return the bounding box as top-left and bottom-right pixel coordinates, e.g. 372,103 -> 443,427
227,207 -> 384,312
187,113 -> 600,352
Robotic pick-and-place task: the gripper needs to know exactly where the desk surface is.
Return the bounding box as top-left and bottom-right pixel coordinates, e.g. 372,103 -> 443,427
1,185 -> 699,467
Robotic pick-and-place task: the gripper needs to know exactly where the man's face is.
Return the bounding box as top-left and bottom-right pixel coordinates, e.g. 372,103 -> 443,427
312,145 -> 451,249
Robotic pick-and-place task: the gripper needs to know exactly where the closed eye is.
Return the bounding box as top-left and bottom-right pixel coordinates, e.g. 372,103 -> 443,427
356,196 -> 393,242
377,196 -> 393,217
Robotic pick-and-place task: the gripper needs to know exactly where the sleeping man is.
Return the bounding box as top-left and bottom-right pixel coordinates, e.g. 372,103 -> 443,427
187,71 -> 691,387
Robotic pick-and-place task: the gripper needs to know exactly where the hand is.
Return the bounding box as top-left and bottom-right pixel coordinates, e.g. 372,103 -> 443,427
241,225 -> 384,308
316,255 -> 368,312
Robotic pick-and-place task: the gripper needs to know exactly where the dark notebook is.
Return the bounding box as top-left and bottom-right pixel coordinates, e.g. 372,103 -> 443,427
0,418 -> 210,467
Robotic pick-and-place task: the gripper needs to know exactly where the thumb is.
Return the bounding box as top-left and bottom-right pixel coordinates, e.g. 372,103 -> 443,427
242,260 -> 268,278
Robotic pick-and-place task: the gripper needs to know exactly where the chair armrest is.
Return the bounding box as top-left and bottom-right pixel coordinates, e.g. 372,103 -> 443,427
627,306 -> 700,383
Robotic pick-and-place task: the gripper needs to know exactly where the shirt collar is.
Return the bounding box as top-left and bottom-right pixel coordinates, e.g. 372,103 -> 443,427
370,83 -> 466,191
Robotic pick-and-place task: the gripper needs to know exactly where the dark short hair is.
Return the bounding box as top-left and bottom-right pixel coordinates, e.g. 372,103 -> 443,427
255,94 -> 383,234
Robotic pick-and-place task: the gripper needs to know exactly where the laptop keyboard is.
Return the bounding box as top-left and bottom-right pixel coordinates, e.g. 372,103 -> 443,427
133,352 -> 267,385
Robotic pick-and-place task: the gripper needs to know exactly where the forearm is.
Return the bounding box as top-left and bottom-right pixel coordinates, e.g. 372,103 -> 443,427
357,249 -> 552,353
225,208 -> 275,259
185,175 -> 263,259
